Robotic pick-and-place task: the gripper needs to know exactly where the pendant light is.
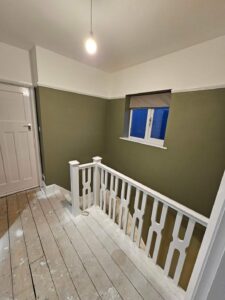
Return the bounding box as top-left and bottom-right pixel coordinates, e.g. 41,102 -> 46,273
85,0 -> 97,55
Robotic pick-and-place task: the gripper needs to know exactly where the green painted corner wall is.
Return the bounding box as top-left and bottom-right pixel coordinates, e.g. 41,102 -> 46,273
104,89 -> 225,217
36,86 -> 225,217
35,86 -> 107,190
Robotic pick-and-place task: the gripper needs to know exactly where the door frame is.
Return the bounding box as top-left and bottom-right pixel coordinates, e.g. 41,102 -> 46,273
29,87 -> 43,188
0,82 -> 42,195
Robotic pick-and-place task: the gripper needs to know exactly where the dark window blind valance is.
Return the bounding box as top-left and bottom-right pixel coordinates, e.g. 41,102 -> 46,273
129,91 -> 171,109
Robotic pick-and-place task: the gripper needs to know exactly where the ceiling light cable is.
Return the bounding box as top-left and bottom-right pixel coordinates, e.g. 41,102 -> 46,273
85,0 -> 97,55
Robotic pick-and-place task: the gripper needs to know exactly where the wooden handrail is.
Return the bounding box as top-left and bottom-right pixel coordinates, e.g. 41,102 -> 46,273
98,162 -> 209,227
70,156 -> 212,290
79,162 -> 95,169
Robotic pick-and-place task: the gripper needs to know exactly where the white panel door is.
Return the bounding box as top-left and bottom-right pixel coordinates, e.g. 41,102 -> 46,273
0,83 -> 39,196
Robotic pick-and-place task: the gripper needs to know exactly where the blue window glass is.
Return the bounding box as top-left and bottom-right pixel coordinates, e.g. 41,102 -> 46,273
151,108 -> 169,140
130,108 -> 148,138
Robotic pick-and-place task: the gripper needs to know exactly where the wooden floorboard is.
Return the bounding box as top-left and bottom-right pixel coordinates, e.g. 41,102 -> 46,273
17,192 -> 43,264
49,191 -> 142,300
84,213 -> 163,300
74,215 -> 143,300
49,191 -> 121,300
90,207 -> 185,300
18,190 -> 58,300
30,256 -> 58,300
37,191 -> 101,300
27,189 -> 80,300
0,187 -> 184,300
7,193 -> 35,300
0,197 -> 13,299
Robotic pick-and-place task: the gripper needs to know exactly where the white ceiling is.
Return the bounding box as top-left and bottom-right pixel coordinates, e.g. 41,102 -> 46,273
0,0 -> 225,72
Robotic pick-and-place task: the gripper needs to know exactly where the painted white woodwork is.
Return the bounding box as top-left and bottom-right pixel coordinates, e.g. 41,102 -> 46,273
145,199 -> 168,263
69,160 -> 81,216
100,169 -> 108,213
130,190 -> 147,247
78,162 -> 95,169
0,83 -> 39,196
98,163 -> 208,227
164,213 -> 195,285
92,156 -> 102,206
185,172 -> 225,300
29,88 -> 42,188
119,181 -> 131,233
69,157 -> 217,293
108,175 -> 119,222
81,167 -> 92,209
120,136 -> 165,149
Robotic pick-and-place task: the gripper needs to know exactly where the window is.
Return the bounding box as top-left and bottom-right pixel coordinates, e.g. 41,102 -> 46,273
126,90 -> 171,148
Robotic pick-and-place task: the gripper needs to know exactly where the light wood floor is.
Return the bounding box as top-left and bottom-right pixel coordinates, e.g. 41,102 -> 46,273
0,188 -> 183,300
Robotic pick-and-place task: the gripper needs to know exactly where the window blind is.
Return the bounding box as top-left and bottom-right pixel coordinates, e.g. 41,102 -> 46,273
129,91 -> 171,108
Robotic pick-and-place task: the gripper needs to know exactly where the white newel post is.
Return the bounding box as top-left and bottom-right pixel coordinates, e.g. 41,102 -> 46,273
69,160 -> 81,216
93,156 -> 102,206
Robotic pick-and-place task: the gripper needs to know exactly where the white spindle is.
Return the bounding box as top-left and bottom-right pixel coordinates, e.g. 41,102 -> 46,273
130,190 -> 147,247
69,160 -> 81,216
69,158 -> 211,290
97,163 -> 209,227
108,175 -> 119,222
82,167 -> 92,209
145,199 -> 168,263
119,181 -> 131,233
92,156 -> 102,206
100,169 -> 108,212
164,212 -> 195,285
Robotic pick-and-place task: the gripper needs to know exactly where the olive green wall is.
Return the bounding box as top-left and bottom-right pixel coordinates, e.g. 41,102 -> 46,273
36,86 -> 107,190
104,89 -> 225,217
35,86 -> 225,289
36,86 -> 225,217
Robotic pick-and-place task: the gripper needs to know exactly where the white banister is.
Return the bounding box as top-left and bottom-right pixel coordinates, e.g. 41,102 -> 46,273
69,156 -> 217,293
82,167 -> 92,209
69,160 -> 81,216
98,163 -> 209,227
119,181 -> 131,233
164,212 -> 195,284
100,169 -> 108,212
130,190 -> 147,247
92,156 -> 102,206
108,175 -> 119,222
79,162 -> 95,169
145,199 -> 168,263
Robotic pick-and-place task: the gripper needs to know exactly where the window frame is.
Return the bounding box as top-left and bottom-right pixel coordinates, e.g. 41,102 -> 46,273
128,108 -> 166,147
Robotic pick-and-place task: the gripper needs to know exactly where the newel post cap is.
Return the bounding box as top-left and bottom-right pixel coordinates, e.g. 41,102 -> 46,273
69,160 -> 80,166
92,156 -> 102,163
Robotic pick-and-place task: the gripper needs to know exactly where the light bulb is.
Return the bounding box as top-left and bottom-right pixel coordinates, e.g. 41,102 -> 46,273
85,36 -> 97,55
